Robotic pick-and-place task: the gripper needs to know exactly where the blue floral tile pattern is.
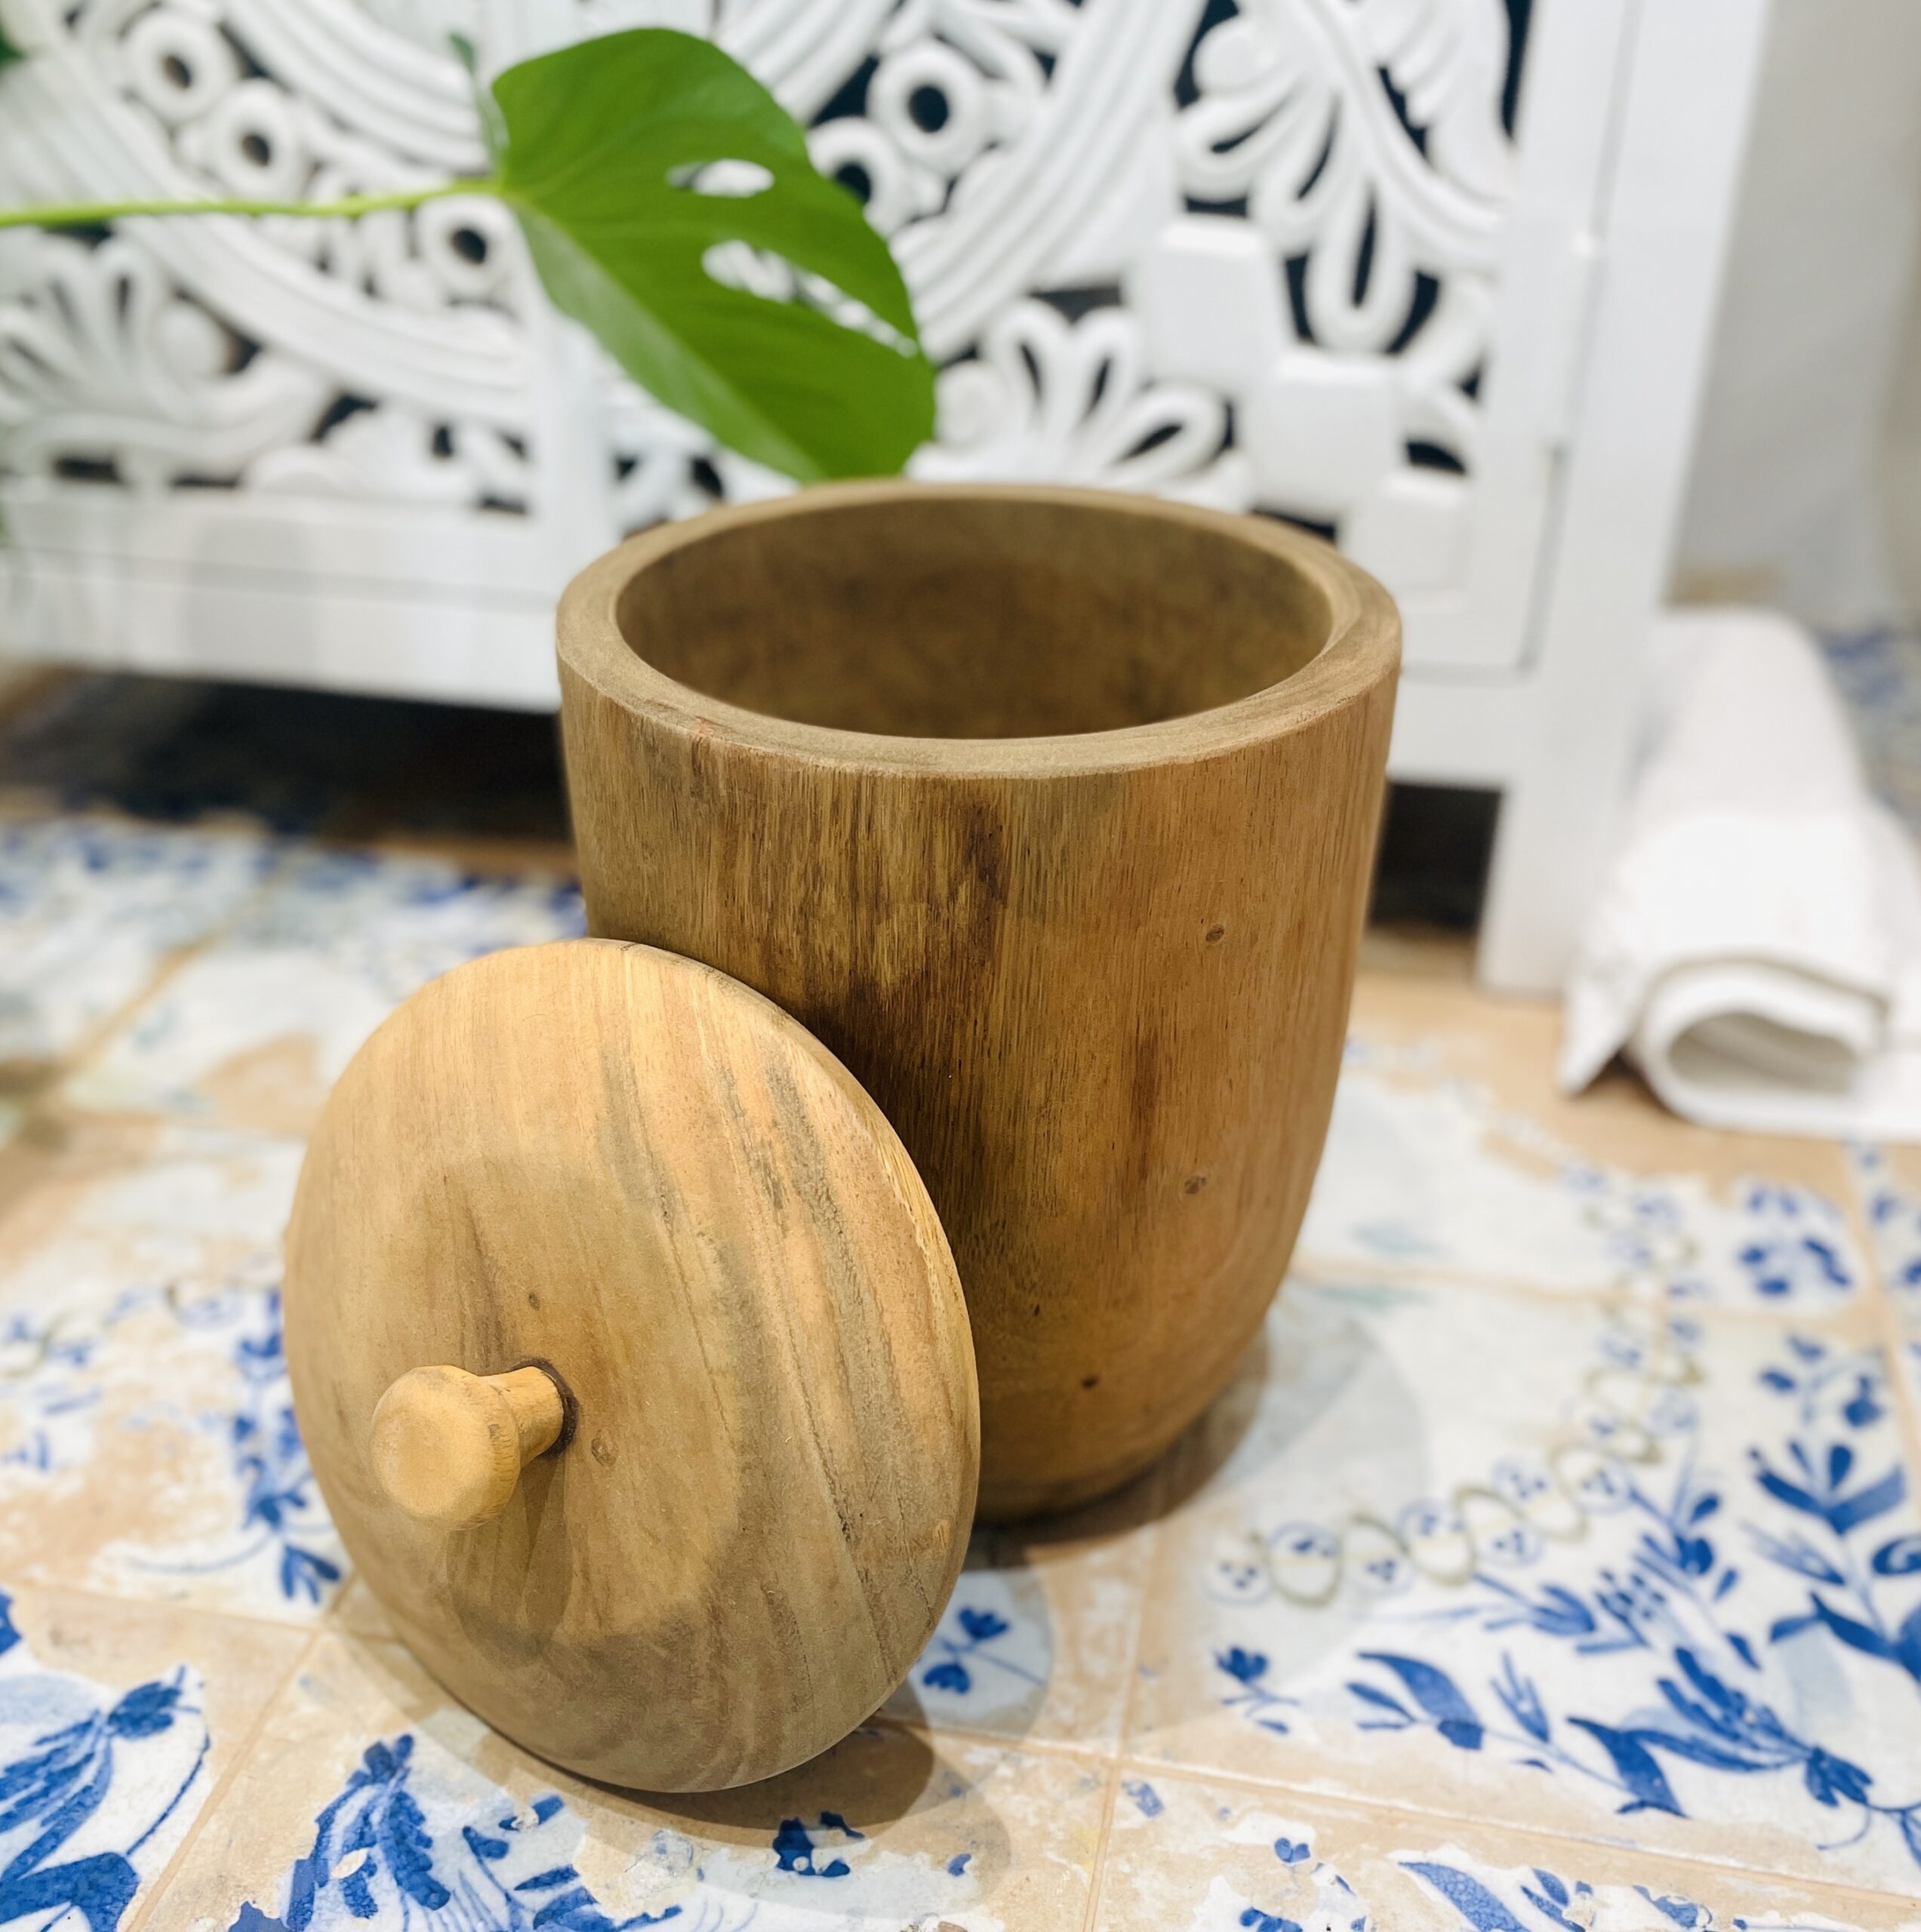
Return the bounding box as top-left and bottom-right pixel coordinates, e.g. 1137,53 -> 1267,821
888,1517 -> 1154,1753
915,1598 -> 1044,1705
1819,626 -> 1921,839
1849,1146 -> 1921,1334
1128,1281 -> 1921,1894
0,1121 -> 300,1315
0,816 -> 271,1072
0,1269 -> 343,1618
3,799 -> 1919,1918
225,1739 -> 603,1932
1303,1038 -> 1867,1310
221,1736 -> 1010,1931
147,1635 -> 1107,1931
0,1586 -> 211,1929
0,1116 -> 339,1619
66,847 -> 583,1134
1092,1777 -> 1913,1930
1843,1143 -> 1921,1603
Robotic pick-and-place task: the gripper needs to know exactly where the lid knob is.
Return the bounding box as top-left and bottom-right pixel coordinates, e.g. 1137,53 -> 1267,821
370,1364 -> 565,1529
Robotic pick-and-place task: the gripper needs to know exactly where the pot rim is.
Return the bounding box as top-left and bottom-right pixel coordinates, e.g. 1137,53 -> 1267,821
557,480 -> 1401,779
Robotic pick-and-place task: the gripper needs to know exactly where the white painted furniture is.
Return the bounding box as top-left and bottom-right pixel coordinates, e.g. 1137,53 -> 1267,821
0,0 -> 1769,988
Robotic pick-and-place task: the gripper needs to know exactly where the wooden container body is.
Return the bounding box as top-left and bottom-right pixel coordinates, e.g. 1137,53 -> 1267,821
559,484 -> 1399,1518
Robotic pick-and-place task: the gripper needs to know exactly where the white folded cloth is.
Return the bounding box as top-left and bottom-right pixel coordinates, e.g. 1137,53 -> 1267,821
1559,606 -> 1921,1140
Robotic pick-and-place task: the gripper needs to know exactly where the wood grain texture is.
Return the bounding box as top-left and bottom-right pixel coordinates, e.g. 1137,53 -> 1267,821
284,938 -> 978,1792
559,483 -> 1399,1518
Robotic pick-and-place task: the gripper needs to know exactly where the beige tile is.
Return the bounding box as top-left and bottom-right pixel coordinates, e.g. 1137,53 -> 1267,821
0,1583 -> 309,1930
0,815 -> 271,1081
1356,925 -> 1477,983
148,1632 -> 1107,1930
1882,1319 -> 1921,1508
0,1117 -> 342,1621
1092,1772 -> 1921,1930
1124,1275 -> 1921,1896
65,845 -> 582,1137
323,1575 -> 396,1642
1849,1144 -> 1921,1334
328,1487 -> 1156,1766
1837,1144 -> 1921,1489
3,807 -> 1915,1918
885,1477 -> 1159,1757
1304,975 -> 1873,1309
1348,975 -> 1862,1197
0,1110 -> 302,1309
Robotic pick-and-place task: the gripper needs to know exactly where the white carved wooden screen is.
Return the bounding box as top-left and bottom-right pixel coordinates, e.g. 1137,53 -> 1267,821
0,0 -> 1612,704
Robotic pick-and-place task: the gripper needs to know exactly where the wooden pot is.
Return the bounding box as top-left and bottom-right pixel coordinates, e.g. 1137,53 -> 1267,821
285,485 -> 1397,1792
559,483 -> 1399,1518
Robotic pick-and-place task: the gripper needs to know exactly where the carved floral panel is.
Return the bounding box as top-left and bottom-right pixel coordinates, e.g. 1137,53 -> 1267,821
0,0 -> 1532,611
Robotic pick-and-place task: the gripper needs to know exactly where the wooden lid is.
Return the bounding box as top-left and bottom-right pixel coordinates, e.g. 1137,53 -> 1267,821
284,939 -> 978,1792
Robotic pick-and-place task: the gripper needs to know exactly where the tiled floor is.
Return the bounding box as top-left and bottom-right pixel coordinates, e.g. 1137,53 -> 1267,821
2,678 -> 1919,1930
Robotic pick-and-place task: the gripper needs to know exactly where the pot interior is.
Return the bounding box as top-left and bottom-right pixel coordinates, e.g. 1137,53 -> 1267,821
614,493 -> 1333,740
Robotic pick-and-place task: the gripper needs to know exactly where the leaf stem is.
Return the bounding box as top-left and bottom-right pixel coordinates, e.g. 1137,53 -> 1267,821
0,178 -> 498,230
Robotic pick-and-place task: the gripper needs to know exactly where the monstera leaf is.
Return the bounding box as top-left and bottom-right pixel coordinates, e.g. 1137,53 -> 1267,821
488,29 -> 934,482
0,26 -> 932,480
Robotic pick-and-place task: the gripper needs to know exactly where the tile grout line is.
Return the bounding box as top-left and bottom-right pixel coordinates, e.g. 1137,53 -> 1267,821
1078,1473 -> 1163,1932
883,1707 -> 1921,1924
885,1712 -> 1921,1915
1099,1749 -> 1921,1911
1288,1249 -> 1886,1333
11,798 -> 1913,1915
21,828 -> 298,1112
1836,1147 -> 1921,1503
866,1709 -> 1110,1768
3,810 -> 332,1927
1075,1759 -> 1123,1932
1881,1304 -> 1921,1497
1865,1241 -> 1921,1501
1107,1475 -> 1162,1763
26,1577 -> 354,1644
7,817 -> 329,1932
123,1623 -> 327,1932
